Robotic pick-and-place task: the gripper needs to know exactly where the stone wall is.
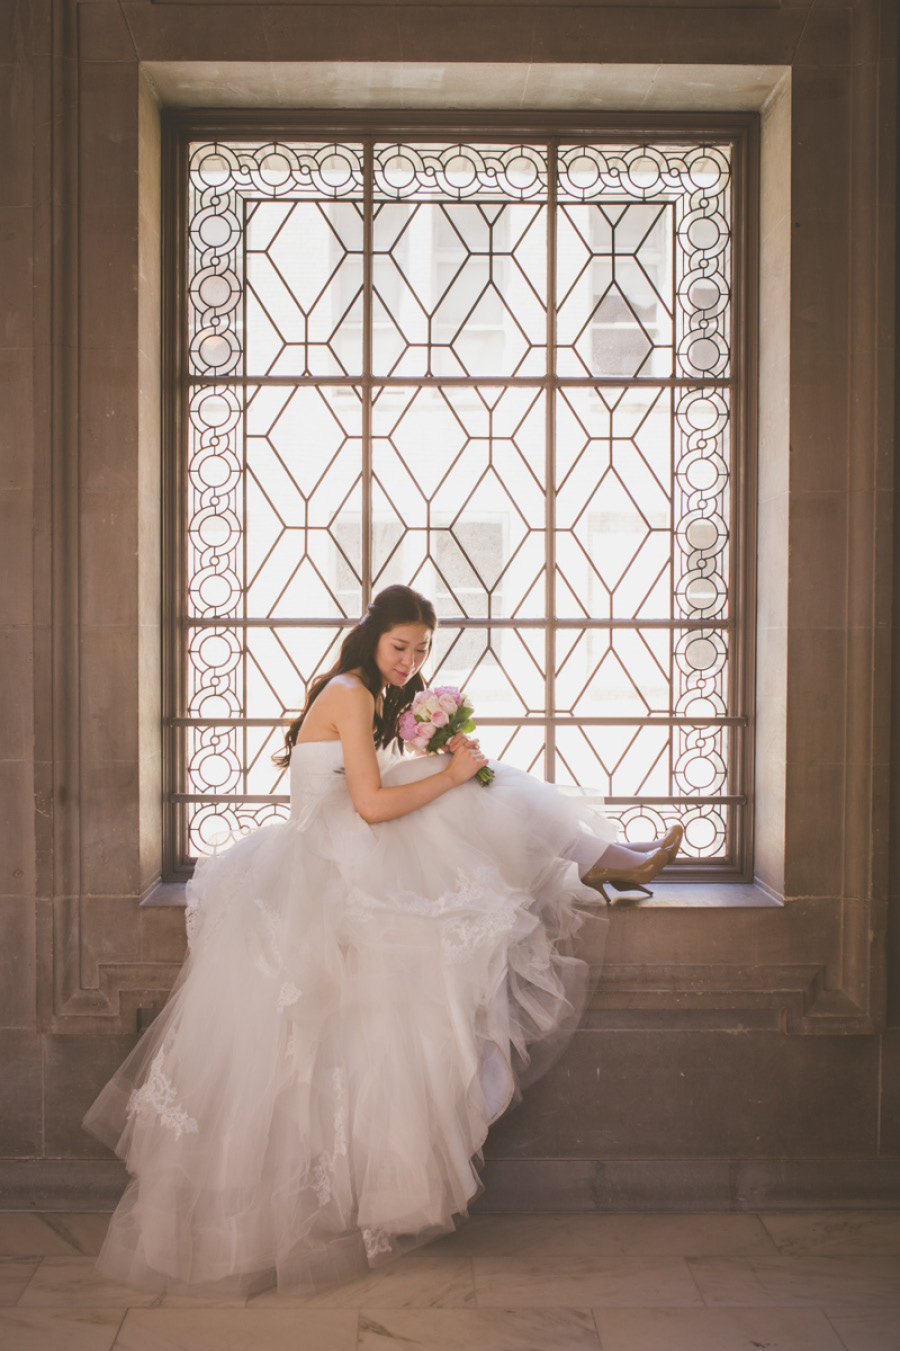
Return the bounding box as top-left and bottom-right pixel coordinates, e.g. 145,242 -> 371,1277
1,0 -> 898,1209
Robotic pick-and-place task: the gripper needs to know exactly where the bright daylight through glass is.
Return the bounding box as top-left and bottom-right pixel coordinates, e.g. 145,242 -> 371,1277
180,138 -> 736,863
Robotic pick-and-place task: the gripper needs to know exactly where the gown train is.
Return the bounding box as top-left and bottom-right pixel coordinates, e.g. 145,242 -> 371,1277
82,743 -> 615,1295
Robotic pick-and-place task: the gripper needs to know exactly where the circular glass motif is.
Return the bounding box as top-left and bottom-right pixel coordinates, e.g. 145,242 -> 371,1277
505,155 -> 538,188
259,152 -> 292,187
686,216 -> 721,250
384,155 -> 416,188
567,154 -> 599,189
685,336 -> 721,372
320,153 -> 353,187
197,572 -> 237,609
196,211 -> 237,250
196,153 -> 231,188
628,154 -> 661,190
684,812 -> 719,852
444,154 -> 477,188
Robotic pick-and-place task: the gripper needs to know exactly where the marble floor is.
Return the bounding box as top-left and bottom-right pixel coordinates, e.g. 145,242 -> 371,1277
0,1210 -> 898,1350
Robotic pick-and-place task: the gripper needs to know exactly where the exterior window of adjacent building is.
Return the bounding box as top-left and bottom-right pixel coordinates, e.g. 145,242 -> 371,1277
165,121 -> 752,878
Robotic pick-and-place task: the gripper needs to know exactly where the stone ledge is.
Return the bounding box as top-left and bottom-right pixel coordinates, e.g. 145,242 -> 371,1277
141,879 -> 781,909
473,1159 -> 900,1212
141,881 -> 188,908
3,1158 -> 899,1213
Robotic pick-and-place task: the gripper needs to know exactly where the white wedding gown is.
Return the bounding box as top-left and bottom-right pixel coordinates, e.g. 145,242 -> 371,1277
83,743 -> 615,1295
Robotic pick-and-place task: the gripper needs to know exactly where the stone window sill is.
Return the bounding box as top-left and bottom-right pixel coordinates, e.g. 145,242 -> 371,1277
141,880 -> 781,909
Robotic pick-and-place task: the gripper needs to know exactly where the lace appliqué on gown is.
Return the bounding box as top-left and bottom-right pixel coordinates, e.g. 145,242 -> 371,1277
346,865 -> 519,951
309,1069 -> 349,1208
277,981 -> 303,1010
252,897 -> 306,1015
362,1227 -> 392,1260
440,905 -> 521,964
126,1051 -> 198,1141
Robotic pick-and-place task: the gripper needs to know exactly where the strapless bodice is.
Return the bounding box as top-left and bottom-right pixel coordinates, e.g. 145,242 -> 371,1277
288,739 -> 400,820
290,739 -> 344,769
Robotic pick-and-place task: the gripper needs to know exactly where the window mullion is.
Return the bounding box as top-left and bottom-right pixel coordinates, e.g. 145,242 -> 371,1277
545,138 -> 558,783
362,140 -> 374,605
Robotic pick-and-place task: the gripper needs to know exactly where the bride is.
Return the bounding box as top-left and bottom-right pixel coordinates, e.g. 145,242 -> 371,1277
83,584 -> 681,1295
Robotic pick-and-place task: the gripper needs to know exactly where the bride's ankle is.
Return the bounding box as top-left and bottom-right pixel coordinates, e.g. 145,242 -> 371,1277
592,842 -> 653,872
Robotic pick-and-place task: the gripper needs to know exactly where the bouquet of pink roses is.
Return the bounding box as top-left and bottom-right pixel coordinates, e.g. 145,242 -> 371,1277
398,686 -> 494,786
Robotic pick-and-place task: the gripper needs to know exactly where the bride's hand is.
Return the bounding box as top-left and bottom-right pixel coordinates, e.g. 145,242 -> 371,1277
443,732 -> 480,754
446,738 -> 488,785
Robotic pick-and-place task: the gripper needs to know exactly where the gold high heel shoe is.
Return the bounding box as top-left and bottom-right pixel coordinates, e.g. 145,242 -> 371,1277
661,822 -> 684,866
580,846 -> 669,904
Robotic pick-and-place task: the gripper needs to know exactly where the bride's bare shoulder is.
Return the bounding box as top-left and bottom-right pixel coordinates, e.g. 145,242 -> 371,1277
321,672 -> 373,705
297,673 -> 373,741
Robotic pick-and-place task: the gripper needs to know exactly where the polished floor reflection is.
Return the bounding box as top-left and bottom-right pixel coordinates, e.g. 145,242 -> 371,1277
0,1210 -> 897,1349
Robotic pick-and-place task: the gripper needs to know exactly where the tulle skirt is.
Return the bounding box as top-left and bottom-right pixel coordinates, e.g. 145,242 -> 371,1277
82,747 -> 613,1295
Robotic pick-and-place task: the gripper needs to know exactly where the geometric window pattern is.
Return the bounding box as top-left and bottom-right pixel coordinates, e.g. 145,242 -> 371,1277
177,136 -> 740,865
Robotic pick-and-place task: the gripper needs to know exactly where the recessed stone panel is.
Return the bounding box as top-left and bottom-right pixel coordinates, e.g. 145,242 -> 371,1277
78,62 -> 139,211
784,629 -> 846,768
139,906 -> 188,966
783,760 -> 845,899
879,1030 -> 900,1157
79,346 -> 140,493
486,1029 -> 879,1161
79,494 -> 140,630
786,492 -> 848,630
0,760 -> 35,897
0,207 -> 34,349
125,3 -> 279,62
0,62 -> 33,210
0,489 -> 33,627
78,1 -> 138,63
790,68 -> 852,223
788,382 -> 849,495
604,898 -> 838,972
789,223 -> 851,388
79,208 -> 139,353
0,899 -> 36,1029
80,627 -> 140,767
79,762 -> 142,899
0,1032 -> 41,1156
43,1033 -> 139,1159
0,348 -> 34,492
79,897 -> 142,989
0,627 -> 33,761
793,3 -> 853,68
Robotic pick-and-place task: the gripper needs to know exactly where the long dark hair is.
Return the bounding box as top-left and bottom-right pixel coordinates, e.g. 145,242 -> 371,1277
273,584 -> 437,767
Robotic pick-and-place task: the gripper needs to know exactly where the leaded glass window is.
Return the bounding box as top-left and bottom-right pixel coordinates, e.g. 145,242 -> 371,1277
168,123 -> 751,876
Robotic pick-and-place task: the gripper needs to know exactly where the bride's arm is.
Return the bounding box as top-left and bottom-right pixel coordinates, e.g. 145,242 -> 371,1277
335,683 -> 485,824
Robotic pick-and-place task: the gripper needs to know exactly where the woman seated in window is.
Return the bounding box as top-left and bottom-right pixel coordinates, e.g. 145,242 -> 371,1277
83,583 -> 681,1296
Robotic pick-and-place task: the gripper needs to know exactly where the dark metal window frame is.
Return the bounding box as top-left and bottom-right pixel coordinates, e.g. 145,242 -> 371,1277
161,109 -> 759,883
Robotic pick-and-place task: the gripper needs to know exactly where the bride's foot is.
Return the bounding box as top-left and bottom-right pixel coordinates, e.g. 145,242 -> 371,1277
580,845 -> 669,904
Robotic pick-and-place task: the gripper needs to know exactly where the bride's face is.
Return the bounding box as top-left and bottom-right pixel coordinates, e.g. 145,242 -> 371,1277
374,623 -> 432,689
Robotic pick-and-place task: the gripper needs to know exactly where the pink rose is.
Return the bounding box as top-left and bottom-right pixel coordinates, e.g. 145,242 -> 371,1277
438,694 -> 458,717
431,708 -> 449,727
416,721 -> 436,742
398,710 -> 419,741
412,734 -> 431,754
433,685 -> 461,703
